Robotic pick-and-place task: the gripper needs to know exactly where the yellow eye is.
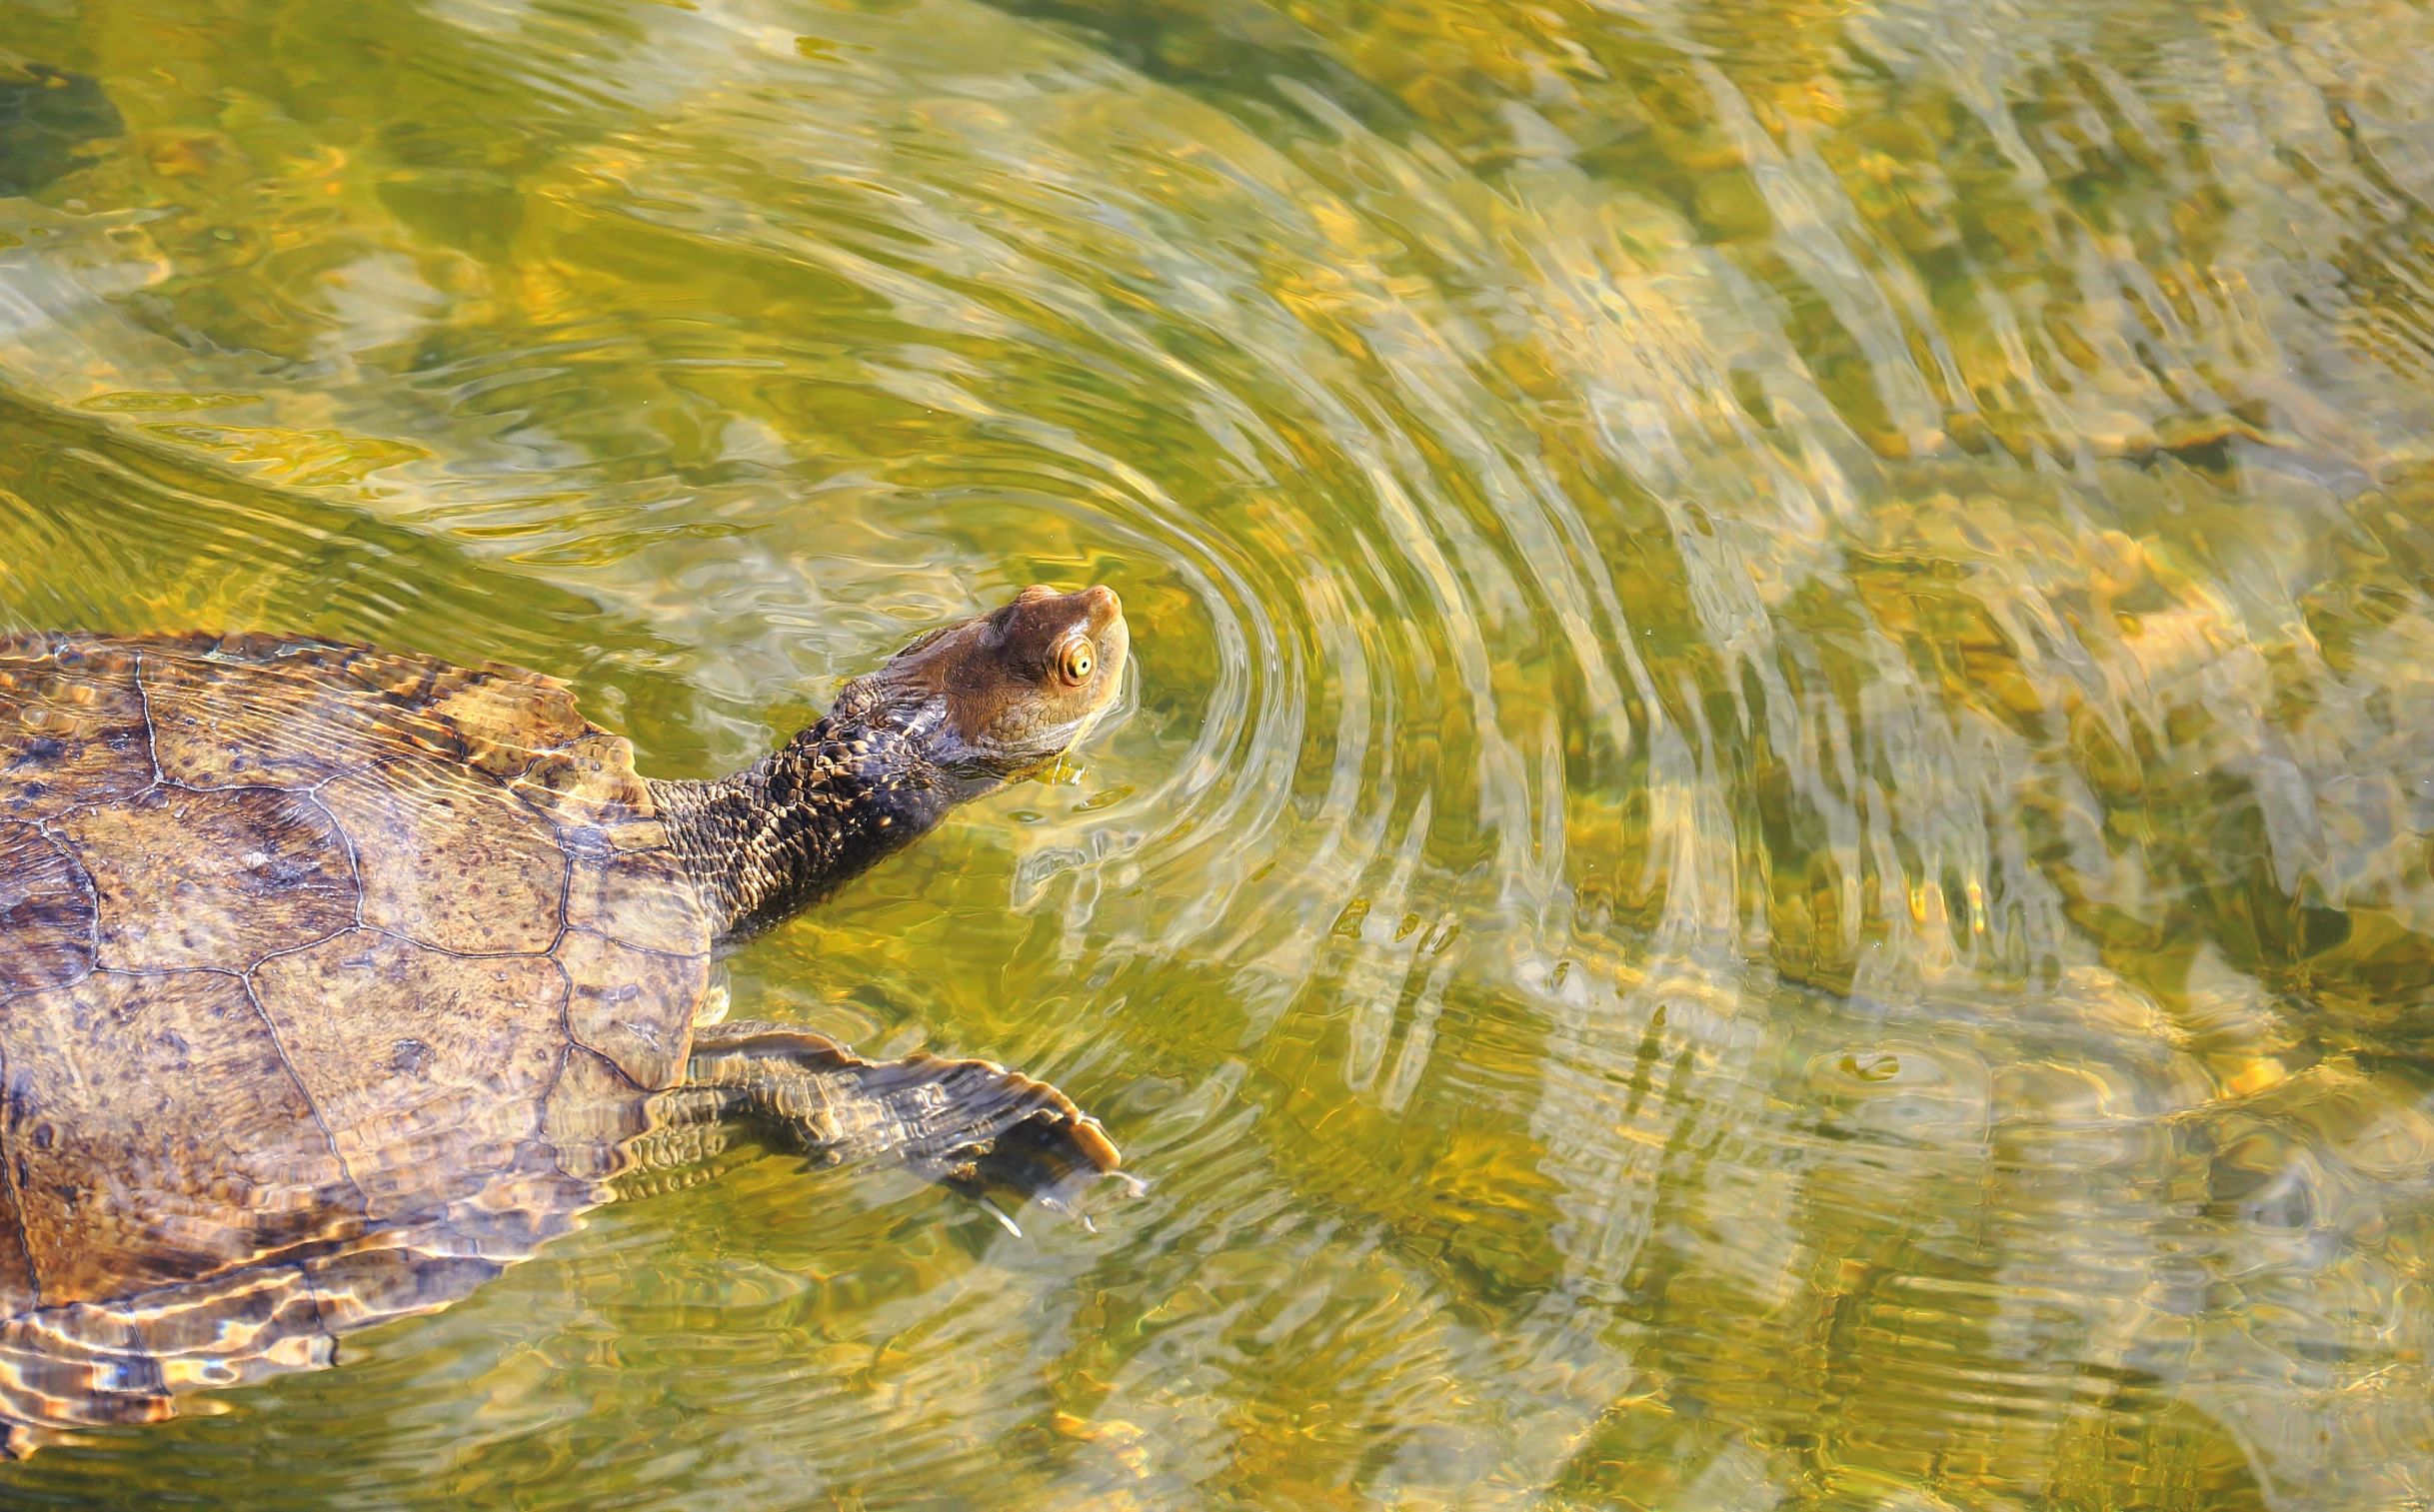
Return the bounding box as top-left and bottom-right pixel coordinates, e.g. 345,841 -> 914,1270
1058,640 -> 1095,687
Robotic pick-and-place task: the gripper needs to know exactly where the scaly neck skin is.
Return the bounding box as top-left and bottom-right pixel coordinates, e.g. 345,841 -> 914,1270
647,717 -> 991,943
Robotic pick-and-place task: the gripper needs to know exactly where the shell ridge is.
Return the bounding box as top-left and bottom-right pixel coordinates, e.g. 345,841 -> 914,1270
482,751 -> 577,954
559,986 -> 671,1094
547,957 -> 582,1068
535,1041 -> 629,1194
550,816 -> 689,1102
234,974 -> 374,1226
560,923 -> 702,963
552,984 -> 660,1104
6,821 -> 99,998
546,866 -> 599,1079
128,650 -> 167,792
320,756 -> 567,955
351,922 -> 562,962
558,928 -> 704,1091
92,963 -> 248,981
293,788 -> 367,941
238,924 -> 369,975
231,779 -> 376,1225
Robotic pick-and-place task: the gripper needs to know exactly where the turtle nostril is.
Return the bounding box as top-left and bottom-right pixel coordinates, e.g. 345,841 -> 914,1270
1084,585 -> 1121,620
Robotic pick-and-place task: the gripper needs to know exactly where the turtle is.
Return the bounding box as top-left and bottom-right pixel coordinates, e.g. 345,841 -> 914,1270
0,583 -> 1130,1453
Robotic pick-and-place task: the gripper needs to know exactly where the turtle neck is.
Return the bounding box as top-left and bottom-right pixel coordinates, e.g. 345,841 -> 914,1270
647,716 -> 990,942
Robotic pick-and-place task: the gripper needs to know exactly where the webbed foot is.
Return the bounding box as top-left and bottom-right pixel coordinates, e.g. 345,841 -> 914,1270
665,1021 -> 1124,1219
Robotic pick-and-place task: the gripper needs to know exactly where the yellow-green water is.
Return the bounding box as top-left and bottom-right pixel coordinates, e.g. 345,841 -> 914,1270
3,0 -> 2434,1504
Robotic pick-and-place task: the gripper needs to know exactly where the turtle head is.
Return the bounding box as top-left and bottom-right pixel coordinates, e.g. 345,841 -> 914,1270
836,584 -> 1129,785
660,584 -> 1131,939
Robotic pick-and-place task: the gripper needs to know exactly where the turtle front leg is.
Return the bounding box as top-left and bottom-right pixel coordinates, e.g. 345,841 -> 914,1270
630,1021 -> 1121,1217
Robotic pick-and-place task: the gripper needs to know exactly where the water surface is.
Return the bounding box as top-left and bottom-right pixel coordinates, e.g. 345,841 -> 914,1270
2,0 -> 2433,1504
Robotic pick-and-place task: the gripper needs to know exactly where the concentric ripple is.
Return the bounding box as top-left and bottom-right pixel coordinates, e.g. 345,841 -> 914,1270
4,0 -> 2434,1504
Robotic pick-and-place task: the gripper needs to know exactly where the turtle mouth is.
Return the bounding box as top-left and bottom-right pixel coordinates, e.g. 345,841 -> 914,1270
1001,700 -> 1118,781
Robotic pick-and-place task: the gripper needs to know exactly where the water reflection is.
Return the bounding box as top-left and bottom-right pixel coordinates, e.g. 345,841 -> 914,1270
2,0 -> 2432,1503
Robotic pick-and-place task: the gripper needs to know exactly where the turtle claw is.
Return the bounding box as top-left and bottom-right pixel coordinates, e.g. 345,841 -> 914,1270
925,1114 -> 1141,1236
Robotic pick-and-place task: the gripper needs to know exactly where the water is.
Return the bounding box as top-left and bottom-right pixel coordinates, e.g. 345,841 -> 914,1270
2,0 -> 2432,1503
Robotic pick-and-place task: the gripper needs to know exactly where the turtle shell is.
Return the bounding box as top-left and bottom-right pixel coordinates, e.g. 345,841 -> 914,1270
0,631 -> 715,1443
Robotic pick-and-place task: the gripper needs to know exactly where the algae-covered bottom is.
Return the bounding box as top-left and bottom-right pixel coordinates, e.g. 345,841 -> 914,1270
1,0 -> 2431,1504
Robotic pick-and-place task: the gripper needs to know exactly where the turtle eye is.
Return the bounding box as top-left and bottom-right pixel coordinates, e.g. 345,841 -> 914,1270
1056,638 -> 1095,688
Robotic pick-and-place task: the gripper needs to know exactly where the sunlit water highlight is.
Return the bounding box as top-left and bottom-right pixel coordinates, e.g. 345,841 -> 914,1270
3,0 -> 2433,1504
